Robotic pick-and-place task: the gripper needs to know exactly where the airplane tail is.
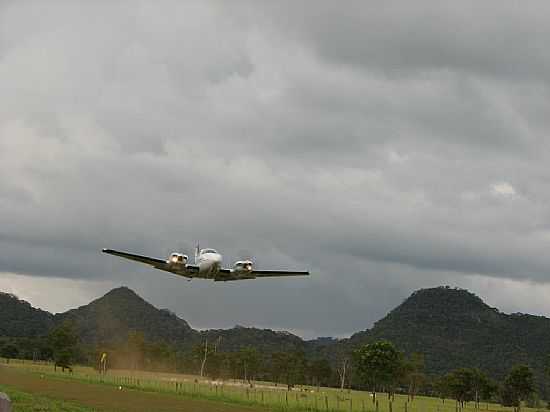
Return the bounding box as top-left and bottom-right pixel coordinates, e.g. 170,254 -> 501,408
195,242 -> 200,264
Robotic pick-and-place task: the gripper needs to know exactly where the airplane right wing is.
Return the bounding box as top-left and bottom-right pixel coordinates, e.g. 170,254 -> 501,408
102,249 -> 167,267
102,248 -> 199,278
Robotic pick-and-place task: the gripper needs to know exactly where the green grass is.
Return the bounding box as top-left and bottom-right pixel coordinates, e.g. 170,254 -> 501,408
2,359 -> 547,412
0,384 -> 100,412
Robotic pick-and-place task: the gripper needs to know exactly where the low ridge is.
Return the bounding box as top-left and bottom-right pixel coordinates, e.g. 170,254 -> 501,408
0,292 -> 53,337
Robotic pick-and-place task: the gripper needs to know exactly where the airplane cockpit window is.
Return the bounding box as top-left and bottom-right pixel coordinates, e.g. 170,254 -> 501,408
202,249 -> 217,254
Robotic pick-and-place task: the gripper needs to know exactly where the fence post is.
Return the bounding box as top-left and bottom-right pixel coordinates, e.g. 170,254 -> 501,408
325,395 -> 329,412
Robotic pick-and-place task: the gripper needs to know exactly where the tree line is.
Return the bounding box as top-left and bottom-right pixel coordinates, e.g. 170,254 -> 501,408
1,323 -> 548,411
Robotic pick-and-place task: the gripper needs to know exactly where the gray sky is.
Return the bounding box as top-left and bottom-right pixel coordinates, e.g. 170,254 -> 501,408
2,0 -> 550,339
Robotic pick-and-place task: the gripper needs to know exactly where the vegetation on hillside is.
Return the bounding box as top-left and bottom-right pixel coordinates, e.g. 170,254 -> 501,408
2,284 -> 550,408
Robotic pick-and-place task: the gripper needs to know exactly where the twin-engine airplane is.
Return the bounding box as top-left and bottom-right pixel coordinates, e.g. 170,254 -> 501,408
102,245 -> 310,282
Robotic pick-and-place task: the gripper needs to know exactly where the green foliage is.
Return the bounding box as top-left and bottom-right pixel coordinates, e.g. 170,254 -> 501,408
501,365 -> 536,408
48,321 -> 79,370
402,352 -> 426,400
238,346 -> 261,382
309,358 -> 333,388
442,367 -> 492,407
446,368 -> 475,405
270,351 -> 307,388
0,343 -> 19,359
433,374 -> 451,400
353,340 -> 403,395
0,292 -> 53,338
545,354 -> 550,378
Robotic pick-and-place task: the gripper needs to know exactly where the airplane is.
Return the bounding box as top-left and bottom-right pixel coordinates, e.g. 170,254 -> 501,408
102,244 -> 310,282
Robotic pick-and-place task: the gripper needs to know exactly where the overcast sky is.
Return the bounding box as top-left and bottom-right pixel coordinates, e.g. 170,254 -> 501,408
2,1 -> 550,339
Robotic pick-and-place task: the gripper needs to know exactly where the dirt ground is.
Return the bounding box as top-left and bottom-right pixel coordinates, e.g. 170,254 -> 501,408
0,366 -> 268,412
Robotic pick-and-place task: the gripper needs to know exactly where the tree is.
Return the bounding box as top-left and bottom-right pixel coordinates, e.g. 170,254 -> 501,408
446,368 -> 474,407
126,330 -> 145,370
336,355 -> 350,392
1,344 -> 18,361
481,378 -> 499,408
433,375 -> 451,403
239,347 -> 261,384
501,365 -> 535,412
353,340 -> 404,402
271,351 -> 306,390
402,352 -> 426,402
48,322 -> 78,372
193,340 -> 212,378
310,358 -> 333,389
470,368 -> 490,409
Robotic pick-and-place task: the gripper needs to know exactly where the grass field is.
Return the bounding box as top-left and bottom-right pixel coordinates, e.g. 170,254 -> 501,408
1,359 -> 546,412
0,383 -> 98,412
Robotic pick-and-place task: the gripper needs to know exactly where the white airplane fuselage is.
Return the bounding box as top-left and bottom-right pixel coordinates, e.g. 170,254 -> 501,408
197,250 -> 223,276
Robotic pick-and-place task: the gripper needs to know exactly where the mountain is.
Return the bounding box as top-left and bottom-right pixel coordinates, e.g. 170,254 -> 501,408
342,286 -> 550,382
55,287 -> 199,346
0,292 -> 53,337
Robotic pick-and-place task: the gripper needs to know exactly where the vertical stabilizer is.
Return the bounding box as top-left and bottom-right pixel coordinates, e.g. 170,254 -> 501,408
195,243 -> 200,264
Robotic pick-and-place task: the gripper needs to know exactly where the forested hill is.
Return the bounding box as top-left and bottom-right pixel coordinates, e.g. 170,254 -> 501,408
0,292 -> 53,337
342,286 -> 550,382
2,285 -> 550,383
55,287 -> 199,346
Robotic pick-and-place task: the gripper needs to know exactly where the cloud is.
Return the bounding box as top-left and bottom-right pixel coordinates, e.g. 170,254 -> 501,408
2,0 -> 550,337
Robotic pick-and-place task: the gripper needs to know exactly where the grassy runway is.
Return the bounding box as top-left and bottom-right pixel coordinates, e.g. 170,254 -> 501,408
0,365 -> 267,412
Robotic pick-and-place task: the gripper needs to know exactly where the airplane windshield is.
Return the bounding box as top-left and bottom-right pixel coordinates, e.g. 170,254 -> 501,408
202,249 -> 217,254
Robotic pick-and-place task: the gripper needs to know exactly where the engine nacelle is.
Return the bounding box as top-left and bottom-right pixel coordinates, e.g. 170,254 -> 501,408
167,253 -> 188,265
233,260 -> 253,274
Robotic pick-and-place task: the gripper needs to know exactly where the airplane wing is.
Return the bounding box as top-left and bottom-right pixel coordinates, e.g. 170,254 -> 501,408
102,249 -> 166,267
252,270 -> 310,278
213,268 -> 309,282
102,248 -> 199,277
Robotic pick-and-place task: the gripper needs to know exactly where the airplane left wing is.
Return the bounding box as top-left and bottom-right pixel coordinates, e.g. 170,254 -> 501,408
213,268 -> 309,282
252,270 -> 310,278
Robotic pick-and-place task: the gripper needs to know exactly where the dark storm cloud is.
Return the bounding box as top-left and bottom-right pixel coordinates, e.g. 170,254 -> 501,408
2,0 -> 550,337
